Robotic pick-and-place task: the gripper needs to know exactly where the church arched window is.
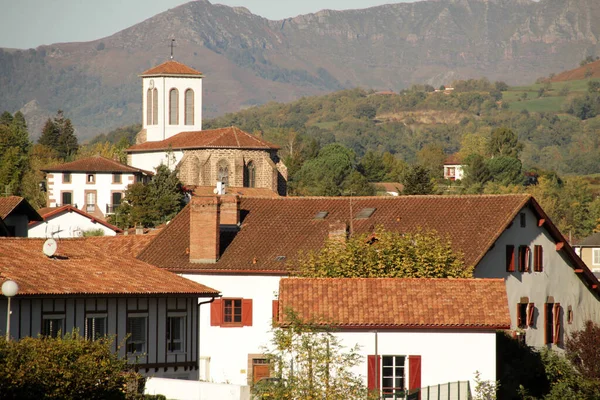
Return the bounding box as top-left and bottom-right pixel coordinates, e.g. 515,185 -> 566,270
169,88 -> 179,125
185,89 -> 194,125
152,88 -> 158,125
244,161 -> 256,188
146,89 -> 152,125
217,160 -> 229,186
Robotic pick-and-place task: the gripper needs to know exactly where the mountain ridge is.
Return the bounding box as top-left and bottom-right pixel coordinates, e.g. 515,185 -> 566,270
1,0 -> 599,139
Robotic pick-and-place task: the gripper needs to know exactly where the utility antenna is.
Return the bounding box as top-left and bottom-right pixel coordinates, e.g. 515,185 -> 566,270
169,39 -> 176,60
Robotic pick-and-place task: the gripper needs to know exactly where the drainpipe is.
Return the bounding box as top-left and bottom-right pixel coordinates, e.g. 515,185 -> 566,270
197,295 -> 221,381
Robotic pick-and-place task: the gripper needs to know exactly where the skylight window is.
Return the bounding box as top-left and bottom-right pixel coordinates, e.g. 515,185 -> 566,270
275,256 -> 286,262
356,208 -> 376,219
314,211 -> 329,220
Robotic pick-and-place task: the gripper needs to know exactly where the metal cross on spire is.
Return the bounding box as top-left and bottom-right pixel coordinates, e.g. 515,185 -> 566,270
170,39 -> 176,60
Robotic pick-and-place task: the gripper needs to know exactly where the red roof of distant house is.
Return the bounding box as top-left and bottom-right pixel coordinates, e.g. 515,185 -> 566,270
30,205 -> 123,233
444,154 -> 462,165
138,194 -> 532,273
42,156 -> 153,175
373,182 -> 404,194
127,127 -> 280,152
141,60 -> 203,77
278,278 -> 510,329
191,186 -> 280,198
0,196 -> 42,221
0,237 -> 218,296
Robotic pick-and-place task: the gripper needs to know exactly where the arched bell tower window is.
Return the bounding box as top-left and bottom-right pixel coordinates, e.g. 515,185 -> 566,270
217,160 -> 229,186
152,88 -> 158,125
185,89 -> 194,125
146,89 -> 153,125
169,88 -> 179,125
244,161 -> 256,188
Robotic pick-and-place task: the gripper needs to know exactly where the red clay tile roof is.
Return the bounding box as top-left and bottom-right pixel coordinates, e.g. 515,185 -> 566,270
30,205 -> 123,233
444,154 -> 462,165
373,182 -> 404,193
141,60 -> 203,77
278,278 -> 510,329
137,194 -> 531,274
0,237 -> 218,296
42,156 -> 153,174
0,196 -> 42,221
191,186 -> 280,198
126,127 -> 280,152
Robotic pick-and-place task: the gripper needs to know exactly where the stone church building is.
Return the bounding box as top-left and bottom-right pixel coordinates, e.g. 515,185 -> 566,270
126,60 -> 287,196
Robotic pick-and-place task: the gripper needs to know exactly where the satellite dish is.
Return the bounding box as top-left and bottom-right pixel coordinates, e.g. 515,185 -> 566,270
43,238 -> 57,257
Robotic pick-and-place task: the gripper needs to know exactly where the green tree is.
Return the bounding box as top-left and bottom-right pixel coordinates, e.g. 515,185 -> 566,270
0,111 -> 32,196
38,110 -> 79,159
110,165 -> 186,228
401,164 -> 434,195
488,127 -> 523,159
0,332 -> 143,400
485,156 -> 523,186
254,310 -> 367,400
463,154 -> 492,188
358,150 -> 386,182
416,143 -> 446,178
297,228 -> 471,278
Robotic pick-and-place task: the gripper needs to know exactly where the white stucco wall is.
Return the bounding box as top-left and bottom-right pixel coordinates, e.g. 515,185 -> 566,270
333,330 -> 496,391
184,274 -> 281,386
48,172 -> 134,217
129,151 -> 184,174
29,211 -> 119,238
142,76 -> 203,142
475,206 -> 600,348
145,377 -> 250,400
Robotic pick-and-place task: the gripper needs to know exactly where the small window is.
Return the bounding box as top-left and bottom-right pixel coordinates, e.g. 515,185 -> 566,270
517,301 -> 534,328
224,299 -> 243,325
86,192 -> 96,213
506,245 -> 515,272
42,314 -> 65,338
211,298 -> 252,327
63,173 -> 71,183
381,355 -> 405,398
534,245 -> 544,272
85,314 -> 107,341
87,174 -> 95,184
113,173 -> 122,184
61,192 -> 72,206
545,302 -> 561,345
126,315 -> 147,354
593,249 -> 600,266
567,306 -> 573,325
167,313 -> 186,353
520,212 -> 526,228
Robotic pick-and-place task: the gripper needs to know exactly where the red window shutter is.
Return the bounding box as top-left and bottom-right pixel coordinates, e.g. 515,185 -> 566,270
517,304 -> 523,328
553,303 -> 561,345
210,299 -> 223,327
242,299 -> 253,327
506,245 -> 515,272
525,246 -> 531,272
409,355 -> 422,399
367,355 -> 381,392
536,245 -> 544,272
272,300 -> 279,325
527,303 -> 534,327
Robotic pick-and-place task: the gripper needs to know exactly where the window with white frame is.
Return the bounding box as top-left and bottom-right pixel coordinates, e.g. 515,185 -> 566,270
167,313 -> 186,353
593,248 -> 600,265
85,314 -> 107,341
42,314 -> 65,338
382,355 -> 406,398
126,314 -> 147,354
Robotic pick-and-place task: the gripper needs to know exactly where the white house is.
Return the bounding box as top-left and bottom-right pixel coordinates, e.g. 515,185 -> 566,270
0,235 -> 220,380
28,205 -> 123,238
277,277 -> 510,396
443,154 -> 464,181
42,156 -> 152,221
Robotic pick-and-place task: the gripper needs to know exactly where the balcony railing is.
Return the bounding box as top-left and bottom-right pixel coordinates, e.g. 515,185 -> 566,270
106,204 -> 120,215
55,203 -> 77,208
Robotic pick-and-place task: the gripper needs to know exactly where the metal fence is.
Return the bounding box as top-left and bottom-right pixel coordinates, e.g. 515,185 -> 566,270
419,381 -> 471,400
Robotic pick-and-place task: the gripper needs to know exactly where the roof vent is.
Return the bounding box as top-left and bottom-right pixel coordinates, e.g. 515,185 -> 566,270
275,255 -> 286,262
314,211 -> 328,220
356,207 -> 376,219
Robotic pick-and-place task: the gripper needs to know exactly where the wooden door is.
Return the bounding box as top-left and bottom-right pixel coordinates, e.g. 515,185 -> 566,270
253,359 -> 270,383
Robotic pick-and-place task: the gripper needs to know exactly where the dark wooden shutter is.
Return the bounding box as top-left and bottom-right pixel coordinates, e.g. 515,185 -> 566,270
272,300 -> 279,325
367,355 -> 381,392
517,304 -> 523,328
242,299 -> 253,327
210,299 -> 223,326
525,246 -> 531,272
409,355 -> 422,400
506,245 -> 515,272
534,245 -> 543,272
527,303 -> 535,327
553,303 -> 561,345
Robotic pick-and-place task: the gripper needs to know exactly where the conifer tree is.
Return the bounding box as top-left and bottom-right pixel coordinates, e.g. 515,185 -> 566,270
38,110 -> 78,159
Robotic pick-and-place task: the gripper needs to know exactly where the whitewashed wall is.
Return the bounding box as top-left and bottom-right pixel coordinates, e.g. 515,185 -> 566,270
332,330 -> 496,391
476,206 -> 600,347
142,76 -> 203,142
29,211 -> 119,238
185,274 -> 281,386
129,151 -> 184,174
48,171 -> 134,216
145,378 -> 250,400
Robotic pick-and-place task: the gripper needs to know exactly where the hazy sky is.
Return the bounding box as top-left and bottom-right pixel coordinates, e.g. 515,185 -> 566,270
0,0 -> 416,49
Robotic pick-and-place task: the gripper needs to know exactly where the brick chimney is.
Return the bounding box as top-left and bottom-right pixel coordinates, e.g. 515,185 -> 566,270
328,221 -> 348,242
220,195 -> 240,226
190,196 -> 220,263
